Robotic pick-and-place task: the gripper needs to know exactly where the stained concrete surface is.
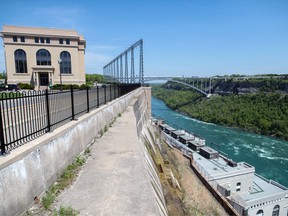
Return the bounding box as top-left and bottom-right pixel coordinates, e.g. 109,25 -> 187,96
56,105 -> 163,216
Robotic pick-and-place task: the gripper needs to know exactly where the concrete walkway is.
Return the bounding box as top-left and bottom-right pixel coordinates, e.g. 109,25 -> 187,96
56,105 -> 161,216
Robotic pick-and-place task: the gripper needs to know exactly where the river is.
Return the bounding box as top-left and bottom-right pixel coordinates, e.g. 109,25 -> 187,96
151,97 -> 288,187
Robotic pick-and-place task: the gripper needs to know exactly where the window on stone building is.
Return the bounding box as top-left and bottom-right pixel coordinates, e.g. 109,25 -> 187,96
59,38 -> 63,44
40,37 -> 45,43
46,38 -> 50,44
36,49 -> 51,65
60,51 -> 71,74
13,36 -> 17,42
256,210 -> 263,216
272,205 -> 280,216
14,49 -> 28,73
66,39 -> 70,45
236,182 -> 241,192
20,36 -> 25,42
35,37 -> 39,43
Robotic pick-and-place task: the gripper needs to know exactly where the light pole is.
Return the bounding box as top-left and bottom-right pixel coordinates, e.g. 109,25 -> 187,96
58,58 -> 62,91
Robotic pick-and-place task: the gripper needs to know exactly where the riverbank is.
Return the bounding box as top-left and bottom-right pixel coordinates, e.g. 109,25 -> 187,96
151,97 -> 288,188
152,85 -> 288,141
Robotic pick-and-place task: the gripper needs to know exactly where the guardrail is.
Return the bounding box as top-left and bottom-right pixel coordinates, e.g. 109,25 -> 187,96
0,83 -> 141,155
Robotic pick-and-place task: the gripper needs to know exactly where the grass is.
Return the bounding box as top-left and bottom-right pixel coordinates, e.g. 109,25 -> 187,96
57,206 -> 79,216
42,156 -> 86,210
37,113 -> 123,215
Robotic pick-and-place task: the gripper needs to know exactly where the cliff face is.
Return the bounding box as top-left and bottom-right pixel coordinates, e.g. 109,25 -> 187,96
213,79 -> 288,94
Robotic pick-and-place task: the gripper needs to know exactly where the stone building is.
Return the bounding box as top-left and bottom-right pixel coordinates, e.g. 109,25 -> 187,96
0,25 -> 86,90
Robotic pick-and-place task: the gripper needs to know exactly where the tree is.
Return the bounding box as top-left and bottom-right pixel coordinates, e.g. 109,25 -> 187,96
86,74 -> 104,84
0,71 -> 7,81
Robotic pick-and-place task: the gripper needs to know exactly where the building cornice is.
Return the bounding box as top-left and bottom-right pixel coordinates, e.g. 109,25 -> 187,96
1,25 -> 85,41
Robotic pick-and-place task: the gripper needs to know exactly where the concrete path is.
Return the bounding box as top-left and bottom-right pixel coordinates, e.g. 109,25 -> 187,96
56,105 -> 160,216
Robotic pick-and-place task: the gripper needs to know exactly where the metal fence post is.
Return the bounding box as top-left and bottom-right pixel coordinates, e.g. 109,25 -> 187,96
97,85 -> 99,107
110,85 -> 112,101
104,85 -> 107,104
86,87 -> 90,113
114,84 -> 116,100
71,86 -> 76,120
45,89 -> 51,133
0,101 -> 6,155
118,84 -> 120,97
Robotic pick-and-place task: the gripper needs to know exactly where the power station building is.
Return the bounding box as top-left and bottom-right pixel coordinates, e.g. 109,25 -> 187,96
157,121 -> 288,216
0,25 -> 86,90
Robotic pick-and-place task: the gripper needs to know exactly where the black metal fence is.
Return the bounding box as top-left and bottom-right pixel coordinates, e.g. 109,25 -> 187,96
0,83 -> 141,155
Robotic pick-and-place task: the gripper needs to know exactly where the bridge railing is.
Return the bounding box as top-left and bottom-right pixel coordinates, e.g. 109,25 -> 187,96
0,83 -> 141,155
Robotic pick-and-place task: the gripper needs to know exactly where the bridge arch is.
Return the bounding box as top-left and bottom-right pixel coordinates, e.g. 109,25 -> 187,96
142,76 -> 211,97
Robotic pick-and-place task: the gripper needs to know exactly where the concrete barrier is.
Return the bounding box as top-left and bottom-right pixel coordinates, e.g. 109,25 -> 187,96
0,87 -> 155,216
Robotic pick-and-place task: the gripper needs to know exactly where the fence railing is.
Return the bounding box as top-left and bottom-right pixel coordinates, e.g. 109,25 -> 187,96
0,83 -> 141,155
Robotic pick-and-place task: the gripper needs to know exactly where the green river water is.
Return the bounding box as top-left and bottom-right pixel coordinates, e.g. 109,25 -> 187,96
152,97 -> 288,187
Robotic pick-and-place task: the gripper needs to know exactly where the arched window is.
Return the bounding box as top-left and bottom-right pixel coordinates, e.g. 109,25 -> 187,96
36,49 -> 51,65
60,51 -> 71,74
14,49 -> 27,73
272,205 -> 280,216
256,210 -> 263,216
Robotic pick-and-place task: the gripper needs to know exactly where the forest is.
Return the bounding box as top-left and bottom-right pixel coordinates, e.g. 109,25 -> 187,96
152,82 -> 288,140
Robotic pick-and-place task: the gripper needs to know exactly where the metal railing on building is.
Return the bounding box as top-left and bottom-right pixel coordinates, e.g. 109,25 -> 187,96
0,83 -> 141,155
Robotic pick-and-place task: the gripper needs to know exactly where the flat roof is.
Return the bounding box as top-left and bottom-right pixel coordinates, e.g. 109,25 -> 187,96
200,146 -> 218,154
233,175 -> 288,205
1,25 -> 81,38
165,126 -> 176,131
171,130 -> 185,136
193,152 -> 254,177
188,140 -> 205,146
179,135 -> 195,141
159,123 -> 169,128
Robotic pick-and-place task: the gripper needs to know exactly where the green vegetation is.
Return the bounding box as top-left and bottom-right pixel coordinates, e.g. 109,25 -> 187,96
152,85 -> 203,110
18,83 -> 34,90
0,71 -> 6,80
57,205 -> 79,216
42,155 -> 86,210
52,84 -> 91,90
86,74 -> 104,85
152,83 -> 288,140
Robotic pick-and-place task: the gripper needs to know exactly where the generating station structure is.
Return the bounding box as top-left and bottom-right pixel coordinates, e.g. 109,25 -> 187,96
154,119 -> 288,216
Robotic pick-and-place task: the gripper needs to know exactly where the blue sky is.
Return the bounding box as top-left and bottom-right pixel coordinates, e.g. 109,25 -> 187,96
0,0 -> 287,77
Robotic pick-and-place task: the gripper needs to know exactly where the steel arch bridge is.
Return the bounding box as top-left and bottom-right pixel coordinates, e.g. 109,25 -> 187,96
103,40 -> 280,97
102,40 -> 212,97
143,76 -> 212,97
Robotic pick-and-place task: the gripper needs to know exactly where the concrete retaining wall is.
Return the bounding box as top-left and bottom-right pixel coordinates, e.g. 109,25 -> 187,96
131,88 -> 168,215
0,87 -> 153,216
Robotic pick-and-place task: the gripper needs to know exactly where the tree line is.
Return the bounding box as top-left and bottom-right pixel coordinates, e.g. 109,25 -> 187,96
152,84 -> 288,140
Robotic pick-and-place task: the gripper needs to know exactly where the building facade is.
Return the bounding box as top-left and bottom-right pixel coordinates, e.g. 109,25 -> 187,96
1,25 -> 86,90
156,120 -> 288,216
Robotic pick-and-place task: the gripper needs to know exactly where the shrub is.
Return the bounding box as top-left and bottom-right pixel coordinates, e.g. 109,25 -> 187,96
80,84 -> 91,90
52,84 -> 80,90
18,83 -> 34,90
